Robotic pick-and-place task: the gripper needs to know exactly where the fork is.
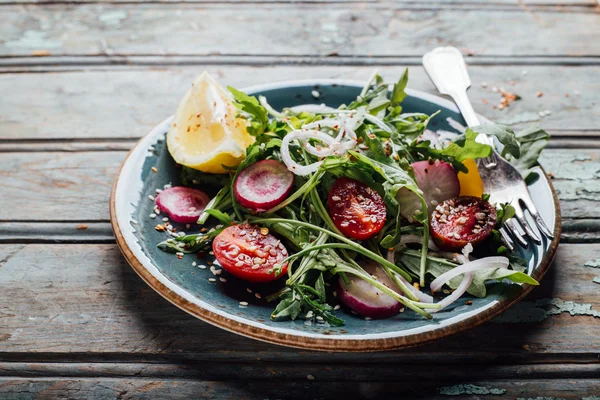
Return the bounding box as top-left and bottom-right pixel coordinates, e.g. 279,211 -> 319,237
422,46 -> 554,250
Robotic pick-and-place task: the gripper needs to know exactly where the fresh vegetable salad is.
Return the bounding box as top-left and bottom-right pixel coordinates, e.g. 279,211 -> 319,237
154,71 -> 549,326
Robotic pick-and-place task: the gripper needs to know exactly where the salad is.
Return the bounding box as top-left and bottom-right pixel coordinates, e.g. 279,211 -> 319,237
152,71 -> 549,326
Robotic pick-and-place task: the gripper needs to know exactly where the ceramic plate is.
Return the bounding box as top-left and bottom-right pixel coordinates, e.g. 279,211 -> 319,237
110,80 -> 561,352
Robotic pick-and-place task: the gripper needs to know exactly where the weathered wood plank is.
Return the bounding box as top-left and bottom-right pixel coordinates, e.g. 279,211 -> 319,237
1,218 -> 597,243
0,148 -> 595,221
0,243 -> 599,362
1,378 -> 599,400
1,5 -> 599,58
0,0 -> 595,5
0,66 -> 597,141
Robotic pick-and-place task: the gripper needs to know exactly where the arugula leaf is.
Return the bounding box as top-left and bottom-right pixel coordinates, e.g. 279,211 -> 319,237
471,123 -> 520,159
203,209 -> 232,226
506,127 -> 550,171
390,68 -> 408,106
434,129 -> 492,163
227,86 -> 269,136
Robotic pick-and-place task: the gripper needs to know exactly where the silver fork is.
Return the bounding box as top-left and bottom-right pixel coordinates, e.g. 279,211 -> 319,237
422,46 -> 554,250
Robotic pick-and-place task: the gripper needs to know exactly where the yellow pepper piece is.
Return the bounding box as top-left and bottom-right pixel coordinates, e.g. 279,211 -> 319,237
457,158 -> 484,197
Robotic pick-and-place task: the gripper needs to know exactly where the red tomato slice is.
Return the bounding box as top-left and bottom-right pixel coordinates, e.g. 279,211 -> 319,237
327,177 -> 386,240
212,224 -> 289,283
430,196 -> 497,251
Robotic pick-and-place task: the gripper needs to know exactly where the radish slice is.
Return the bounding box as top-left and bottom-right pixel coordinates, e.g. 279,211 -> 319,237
429,256 -> 509,293
155,186 -> 211,224
234,160 -> 294,212
397,160 -> 460,221
338,261 -> 403,319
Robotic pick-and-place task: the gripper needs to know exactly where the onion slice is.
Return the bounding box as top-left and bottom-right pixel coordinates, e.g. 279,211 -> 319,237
429,273 -> 474,313
430,256 -> 509,293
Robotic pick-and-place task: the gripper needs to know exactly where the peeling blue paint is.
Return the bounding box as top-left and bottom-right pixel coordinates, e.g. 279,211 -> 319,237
493,298 -> 600,323
585,259 -> 600,268
593,277 -> 600,284
439,384 -> 506,396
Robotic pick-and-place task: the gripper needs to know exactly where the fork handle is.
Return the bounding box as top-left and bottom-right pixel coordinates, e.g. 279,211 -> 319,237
449,89 -> 480,128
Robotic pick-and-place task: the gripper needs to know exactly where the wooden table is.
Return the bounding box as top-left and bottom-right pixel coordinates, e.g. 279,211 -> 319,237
1,1 -> 600,398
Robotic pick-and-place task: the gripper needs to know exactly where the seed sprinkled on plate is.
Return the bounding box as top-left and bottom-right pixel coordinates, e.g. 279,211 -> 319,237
208,278 -> 216,283
148,195 -> 155,201
239,301 -> 249,307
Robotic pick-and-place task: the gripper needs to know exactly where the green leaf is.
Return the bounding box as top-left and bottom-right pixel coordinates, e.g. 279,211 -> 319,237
315,273 -> 326,302
471,123 -> 521,159
203,209 -> 232,226
435,129 -> 492,162
390,68 -> 408,106
227,86 -> 269,136
507,127 -> 550,171
271,292 -> 303,321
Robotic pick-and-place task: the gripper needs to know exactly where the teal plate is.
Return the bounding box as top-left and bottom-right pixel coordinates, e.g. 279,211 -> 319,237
111,80 -> 561,352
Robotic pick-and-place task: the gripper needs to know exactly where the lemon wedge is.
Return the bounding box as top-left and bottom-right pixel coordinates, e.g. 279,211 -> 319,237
166,72 -> 255,174
457,158 -> 484,197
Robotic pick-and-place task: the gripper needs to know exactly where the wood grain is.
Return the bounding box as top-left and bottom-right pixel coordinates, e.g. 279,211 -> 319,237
0,243 -> 599,361
1,378 -> 599,399
0,148 -> 595,221
1,4 -> 598,58
0,66 -> 598,141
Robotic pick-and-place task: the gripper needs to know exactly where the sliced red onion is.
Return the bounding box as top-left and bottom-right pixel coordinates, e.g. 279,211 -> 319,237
430,256 -> 509,293
386,250 -> 434,304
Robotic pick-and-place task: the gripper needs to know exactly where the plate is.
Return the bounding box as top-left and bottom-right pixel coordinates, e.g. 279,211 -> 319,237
110,80 -> 561,352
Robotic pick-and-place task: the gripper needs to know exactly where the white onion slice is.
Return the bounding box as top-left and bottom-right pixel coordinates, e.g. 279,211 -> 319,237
429,273 -> 474,313
430,256 -> 509,293
281,130 -> 334,176
289,104 -> 337,114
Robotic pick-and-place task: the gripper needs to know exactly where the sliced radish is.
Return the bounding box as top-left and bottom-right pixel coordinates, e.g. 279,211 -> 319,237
234,160 -> 294,212
397,160 -> 460,222
155,186 -> 211,224
338,261 -> 403,319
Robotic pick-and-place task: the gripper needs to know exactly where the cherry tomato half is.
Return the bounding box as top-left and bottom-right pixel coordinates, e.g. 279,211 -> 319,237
212,224 -> 288,283
328,177 -> 386,240
430,196 -> 497,251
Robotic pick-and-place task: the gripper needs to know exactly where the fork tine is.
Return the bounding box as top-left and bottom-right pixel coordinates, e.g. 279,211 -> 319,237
519,197 -> 554,239
499,227 -> 515,252
505,219 -> 528,248
513,203 -> 542,245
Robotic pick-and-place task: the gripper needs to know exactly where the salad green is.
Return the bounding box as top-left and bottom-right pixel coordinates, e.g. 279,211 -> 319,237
157,70 -> 547,326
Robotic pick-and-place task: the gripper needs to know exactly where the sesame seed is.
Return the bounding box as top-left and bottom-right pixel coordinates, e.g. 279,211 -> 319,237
334,305 -> 341,311
246,288 -> 253,293
151,167 -> 158,173
362,217 -> 370,223
235,261 -> 244,267
315,316 -> 324,322
331,195 -> 341,201
307,374 -> 315,381
208,278 -> 217,283
176,252 -> 184,256
186,224 -> 191,229
148,195 -> 155,201
255,293 -> 262,299
333,291 -> 337,297
475,212 -> 486,220
430,199 -> 438,206
149,213 -> 157,219
162,217 -> 169,222
219,277 -> 227,283
260,227 -> 269,236
365,317 -> 372,321
306,311 -> 314,319
311,90 -> 320,98
251,265 -> 260,270
192,261 -> 197,266
199,265 -> 207,269
456,217 -> 467,224
170,232 -> 179,238
239,301 -> 249,307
